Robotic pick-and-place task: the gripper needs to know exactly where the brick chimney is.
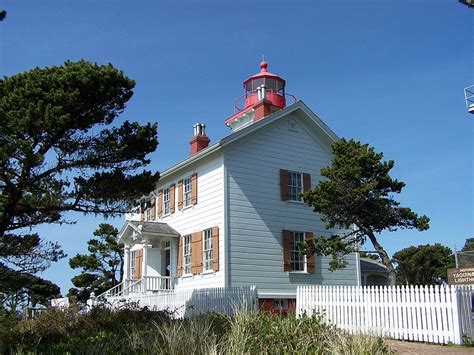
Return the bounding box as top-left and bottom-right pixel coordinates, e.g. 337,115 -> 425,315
189,123 -> 210,156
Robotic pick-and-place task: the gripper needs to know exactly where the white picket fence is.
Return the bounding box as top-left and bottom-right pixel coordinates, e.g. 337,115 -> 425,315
297,285 -> 474,345
99,286 -> 258,318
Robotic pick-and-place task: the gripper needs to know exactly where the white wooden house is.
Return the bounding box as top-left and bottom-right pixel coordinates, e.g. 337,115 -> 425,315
114,62 -> 361,311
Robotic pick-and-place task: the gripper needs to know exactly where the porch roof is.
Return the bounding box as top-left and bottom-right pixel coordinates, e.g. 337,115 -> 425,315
118,220 -> 180,243
129,221 -> 179,236
360,258 -> 388,274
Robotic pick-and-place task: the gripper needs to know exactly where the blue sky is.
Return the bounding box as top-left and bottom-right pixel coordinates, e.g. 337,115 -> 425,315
1,1 -> 473,294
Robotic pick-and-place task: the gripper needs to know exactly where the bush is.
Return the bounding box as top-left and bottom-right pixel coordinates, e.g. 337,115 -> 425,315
3,306 -> 393,354
0,309 -> 19,354
9,304 -> 172,353
222,311 -> 392,354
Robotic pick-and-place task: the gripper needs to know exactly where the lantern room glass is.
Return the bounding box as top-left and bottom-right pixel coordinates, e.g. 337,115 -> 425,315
245,77 -> 285,97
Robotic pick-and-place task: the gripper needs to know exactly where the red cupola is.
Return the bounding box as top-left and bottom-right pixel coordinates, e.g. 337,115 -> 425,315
225,61 -> 296,131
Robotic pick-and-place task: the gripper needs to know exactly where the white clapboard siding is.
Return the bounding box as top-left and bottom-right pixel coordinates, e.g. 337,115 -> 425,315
226,113 -> 359,294
106,286 -> 258,319
157,154 -> 226,291
297,285 -> 474,345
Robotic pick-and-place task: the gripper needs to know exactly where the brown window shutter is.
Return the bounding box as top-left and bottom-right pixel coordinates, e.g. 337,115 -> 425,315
135,250 -> 143,279
212,226 -> 219,272
177,237 -> 183,277
157,189 -> 163,218
170,184 -> 176,213
282,229 -> 291,272
177,180 -> 183,210
140,201 -> 145,221
150,196 -> 156,221
191,173 -> 198,205
306,232 -> 315,273
303,173 -> 311,192
280,169 -> 289,201
191,231 -> 202,274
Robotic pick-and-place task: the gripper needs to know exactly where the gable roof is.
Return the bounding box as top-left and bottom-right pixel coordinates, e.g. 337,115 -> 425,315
118,220 -> 180,243
159,100 -> 339,181
129,221 -> 179,236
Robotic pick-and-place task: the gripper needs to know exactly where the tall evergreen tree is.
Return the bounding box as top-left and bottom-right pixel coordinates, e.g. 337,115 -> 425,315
68,224 -> 123,302
0,60 -> 158,277
393,244 -> 455,285
301,139 -> 430,285
0,264 -> 61,311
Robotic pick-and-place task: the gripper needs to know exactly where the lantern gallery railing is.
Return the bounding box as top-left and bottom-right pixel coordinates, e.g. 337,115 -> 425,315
233,89 -> 297,113
464,85 -> 474,114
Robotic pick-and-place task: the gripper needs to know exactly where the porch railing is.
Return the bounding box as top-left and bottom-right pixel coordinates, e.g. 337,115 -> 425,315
95,276 -> 174,301
144,276 -> 173,292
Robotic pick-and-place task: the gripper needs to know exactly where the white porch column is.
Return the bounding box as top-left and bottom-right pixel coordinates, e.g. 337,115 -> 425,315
170,237 -> 178,288
142,239 -> 150,291
123,243 -> 131,282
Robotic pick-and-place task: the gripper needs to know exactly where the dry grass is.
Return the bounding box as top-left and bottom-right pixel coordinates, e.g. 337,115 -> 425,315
3,306 -> 394,354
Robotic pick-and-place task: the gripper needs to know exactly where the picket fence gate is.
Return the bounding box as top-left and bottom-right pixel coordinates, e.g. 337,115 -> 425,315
297,285 -> 474,345
96,286 -> 258,318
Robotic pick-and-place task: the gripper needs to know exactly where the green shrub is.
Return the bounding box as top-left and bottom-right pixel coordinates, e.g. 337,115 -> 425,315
9,304 -> 172,353
222,311 -> 322,353
3,306 -> 393,354
0,309 -> 19,354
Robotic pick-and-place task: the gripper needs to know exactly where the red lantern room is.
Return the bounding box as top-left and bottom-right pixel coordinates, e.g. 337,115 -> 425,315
243,61 -> 286,109
225,61 -> 296,131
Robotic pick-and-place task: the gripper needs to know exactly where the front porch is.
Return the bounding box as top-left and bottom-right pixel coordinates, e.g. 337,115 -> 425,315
99,275 -> 174,299
99,221 -> 180,299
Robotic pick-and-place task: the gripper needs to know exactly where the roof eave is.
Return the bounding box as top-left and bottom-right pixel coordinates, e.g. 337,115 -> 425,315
220,100 -> 339,147
159,141 -> 222,180
157,100 -> 339,180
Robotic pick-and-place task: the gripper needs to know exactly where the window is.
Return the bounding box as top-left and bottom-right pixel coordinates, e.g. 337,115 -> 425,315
163,188 -> 170,215
183,177 -> 192,207
287,171 -> 303,201
202,229 -> 213,271
274,299 -> 289,310
130,250 -> 136,279
145,201 -> 151,221
290,231 -> 306,271
183,235 -> 192,275
264,77 -> 276,91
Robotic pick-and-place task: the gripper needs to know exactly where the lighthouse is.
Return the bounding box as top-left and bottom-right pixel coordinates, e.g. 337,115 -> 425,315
225,61 -> 296,131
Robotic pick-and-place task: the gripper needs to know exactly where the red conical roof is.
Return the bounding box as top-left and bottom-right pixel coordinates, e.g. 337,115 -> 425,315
243,61 -> 285,86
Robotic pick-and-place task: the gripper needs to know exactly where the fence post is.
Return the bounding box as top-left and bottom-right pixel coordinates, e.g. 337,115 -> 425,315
451,286 -> 463,344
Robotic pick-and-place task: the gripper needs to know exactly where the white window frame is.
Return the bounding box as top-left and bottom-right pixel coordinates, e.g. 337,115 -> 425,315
183,235 -> 192,275
145,202 -> 151,221
130,250 -> 136,279
287,171 -> 303,202
202,229 -> 213,272
183,176 -> 192,207
290,231 -> 307,272
163,188 -> 170,215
